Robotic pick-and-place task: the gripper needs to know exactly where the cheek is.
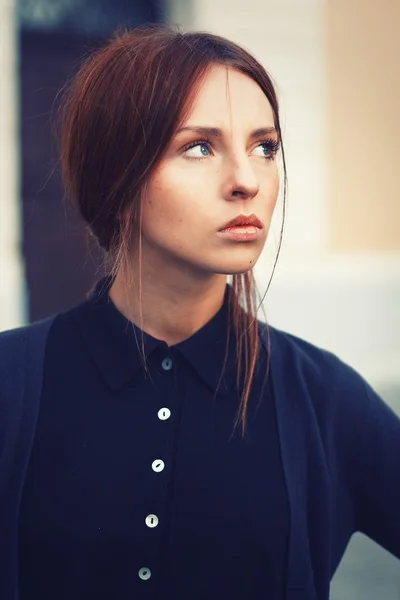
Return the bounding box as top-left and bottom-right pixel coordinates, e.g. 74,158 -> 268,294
141,174 -> 194,237
145,162 -> 213,221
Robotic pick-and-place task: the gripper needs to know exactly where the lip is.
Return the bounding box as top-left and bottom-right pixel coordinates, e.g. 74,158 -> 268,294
217,226 -> 262,242
217,213 -> 264,242
218,213 -> 264,231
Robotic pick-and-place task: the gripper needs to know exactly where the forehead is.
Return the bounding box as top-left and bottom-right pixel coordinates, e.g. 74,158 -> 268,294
184,65 -> 275,129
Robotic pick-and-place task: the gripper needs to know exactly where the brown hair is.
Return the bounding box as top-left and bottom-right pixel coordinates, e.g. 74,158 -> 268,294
58,24 -> 287,434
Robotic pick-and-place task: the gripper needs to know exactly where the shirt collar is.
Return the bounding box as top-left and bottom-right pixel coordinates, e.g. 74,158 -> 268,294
173,286 -> 237,395
74,277 -> 239,395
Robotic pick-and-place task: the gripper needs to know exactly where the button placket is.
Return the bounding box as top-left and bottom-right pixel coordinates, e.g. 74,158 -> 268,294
139,353 -> 174,583
158,355 -> 172,423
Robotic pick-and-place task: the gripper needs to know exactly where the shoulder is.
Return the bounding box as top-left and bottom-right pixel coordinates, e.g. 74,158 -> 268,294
0,317 -> 57,391
261,323 -> 400,459
0,294 -> 106,382
0,296 -> 90,350
259,322 -> 375,425
261,322 -> 361,388
0,315 -> 56,353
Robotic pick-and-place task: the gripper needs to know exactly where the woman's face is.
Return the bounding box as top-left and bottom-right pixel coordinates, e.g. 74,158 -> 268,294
137,65 -> 280,277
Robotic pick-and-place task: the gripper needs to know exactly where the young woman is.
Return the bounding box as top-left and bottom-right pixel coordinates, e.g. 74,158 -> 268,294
0,25 -> 399,600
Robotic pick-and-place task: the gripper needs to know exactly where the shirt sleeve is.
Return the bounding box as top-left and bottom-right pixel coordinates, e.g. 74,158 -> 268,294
354,379 -> 400,558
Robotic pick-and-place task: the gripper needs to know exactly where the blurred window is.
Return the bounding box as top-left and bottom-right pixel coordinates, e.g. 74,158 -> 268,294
19,0 -> 162,34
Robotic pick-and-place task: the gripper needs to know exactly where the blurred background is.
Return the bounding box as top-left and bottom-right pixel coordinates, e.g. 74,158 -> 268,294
0,0 -> 399,596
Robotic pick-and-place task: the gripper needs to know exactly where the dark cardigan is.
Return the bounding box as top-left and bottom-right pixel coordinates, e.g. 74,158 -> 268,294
0,313 -> 399,600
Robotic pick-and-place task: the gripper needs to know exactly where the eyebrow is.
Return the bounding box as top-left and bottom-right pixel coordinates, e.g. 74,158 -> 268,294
175,125 -> 278,139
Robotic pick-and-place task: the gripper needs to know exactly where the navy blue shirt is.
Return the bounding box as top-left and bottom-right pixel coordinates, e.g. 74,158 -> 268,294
18,280 -> 290,599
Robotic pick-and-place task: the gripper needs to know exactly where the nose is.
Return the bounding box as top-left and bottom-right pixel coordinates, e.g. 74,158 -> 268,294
222,152 -> 260,202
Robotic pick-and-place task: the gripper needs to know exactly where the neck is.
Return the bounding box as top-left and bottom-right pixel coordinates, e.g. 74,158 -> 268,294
109,266 -> 228,346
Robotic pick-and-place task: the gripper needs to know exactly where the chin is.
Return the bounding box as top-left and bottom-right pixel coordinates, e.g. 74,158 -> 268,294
213,263 -> 258,276
211,245 -> 263,275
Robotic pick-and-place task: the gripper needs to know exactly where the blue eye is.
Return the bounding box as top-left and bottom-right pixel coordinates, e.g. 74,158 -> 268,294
183,141 -> 212,159
252,140 -> 280,160
261,143 -> 271,157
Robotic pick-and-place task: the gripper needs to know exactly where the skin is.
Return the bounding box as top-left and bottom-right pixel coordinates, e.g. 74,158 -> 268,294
110,65 -> 280,345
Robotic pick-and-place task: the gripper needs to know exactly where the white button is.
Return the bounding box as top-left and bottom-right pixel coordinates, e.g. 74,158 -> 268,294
138,567 -> 151,581
145,514 -> 159,528
161,357 -> 173,371
158,407 -> 171,421
152,459 -> 165,473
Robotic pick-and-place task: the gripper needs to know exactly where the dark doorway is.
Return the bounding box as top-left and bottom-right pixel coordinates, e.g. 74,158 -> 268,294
19,0 -> 165,321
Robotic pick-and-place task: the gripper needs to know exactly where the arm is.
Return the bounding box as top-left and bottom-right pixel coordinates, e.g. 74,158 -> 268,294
354,380 -> 400,558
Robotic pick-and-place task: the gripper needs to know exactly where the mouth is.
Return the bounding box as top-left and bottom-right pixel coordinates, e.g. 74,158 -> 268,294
217,213 -> 264,242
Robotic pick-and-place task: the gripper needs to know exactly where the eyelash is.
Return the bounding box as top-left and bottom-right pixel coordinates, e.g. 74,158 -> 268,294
182,137 -> 281,161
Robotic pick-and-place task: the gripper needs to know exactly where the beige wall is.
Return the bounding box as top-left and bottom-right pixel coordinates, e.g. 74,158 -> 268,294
0,0 -> 26,330
326,0 -> 400,253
